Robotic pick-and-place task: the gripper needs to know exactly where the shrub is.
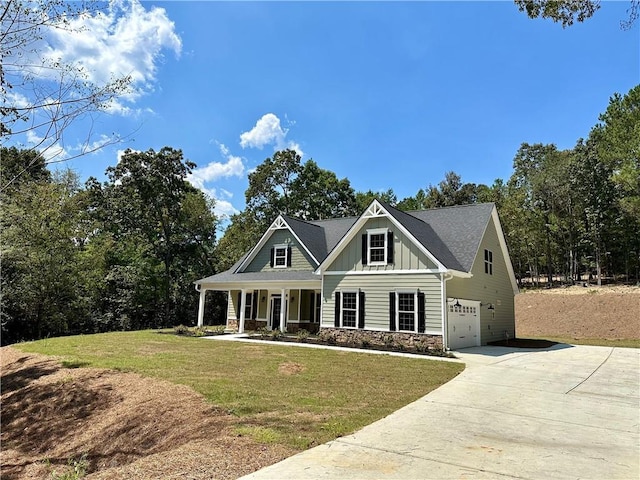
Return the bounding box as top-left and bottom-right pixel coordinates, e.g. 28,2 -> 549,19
174,324 -> 189,335
415,340 -> 430,353
360,339 -> 371,349
296,329 -> 310,342
257,327 -> 270,339
270,329 -> 283,340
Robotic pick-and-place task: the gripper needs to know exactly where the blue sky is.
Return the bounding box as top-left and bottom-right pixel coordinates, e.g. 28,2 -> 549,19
8,1 -> 639,219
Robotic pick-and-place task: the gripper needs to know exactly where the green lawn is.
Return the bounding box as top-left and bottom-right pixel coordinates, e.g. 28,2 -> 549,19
14,331 -> 464,449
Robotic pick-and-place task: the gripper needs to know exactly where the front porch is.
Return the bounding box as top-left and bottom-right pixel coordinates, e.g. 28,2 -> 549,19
196,280 -> 322,334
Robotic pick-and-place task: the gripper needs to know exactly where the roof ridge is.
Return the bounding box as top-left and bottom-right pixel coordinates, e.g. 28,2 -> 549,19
404,202 -> 495,215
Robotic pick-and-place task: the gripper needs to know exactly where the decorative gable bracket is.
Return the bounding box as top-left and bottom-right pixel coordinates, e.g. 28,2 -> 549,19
363,201 -> 386,218
270,217 -> 288,230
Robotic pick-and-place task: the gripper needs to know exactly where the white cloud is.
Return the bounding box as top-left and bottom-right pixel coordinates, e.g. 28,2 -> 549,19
240,113 -> 286,149
14,0 -> 181,109
239,113 -> 304,157
186,144 -> 245,219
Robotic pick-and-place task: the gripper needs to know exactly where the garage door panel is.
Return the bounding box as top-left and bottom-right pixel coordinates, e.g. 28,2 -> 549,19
448,300 -> 480,350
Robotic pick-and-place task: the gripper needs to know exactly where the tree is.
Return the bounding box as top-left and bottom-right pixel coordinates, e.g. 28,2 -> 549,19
96,147 -> 218,326
290,160 -> 358,220
1,0 -> 131,184
590,85 -> 640,222
356,189 -> 397,212
1,168 -> 88,343
0,146 -> 51,195
514,0 -> 639,29
245,149 -> 358,223
245,149 -> 303,223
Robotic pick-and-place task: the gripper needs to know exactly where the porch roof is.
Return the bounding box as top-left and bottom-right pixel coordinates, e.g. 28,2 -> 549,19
196,269 -> 320,289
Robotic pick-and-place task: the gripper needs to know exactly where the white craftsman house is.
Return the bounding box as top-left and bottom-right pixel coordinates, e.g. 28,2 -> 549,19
195,200 -> 518,350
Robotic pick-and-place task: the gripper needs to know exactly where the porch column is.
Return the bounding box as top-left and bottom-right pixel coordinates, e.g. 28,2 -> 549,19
239,289 -> 247,333
197,289 -> 206,327
280,288 -> 286,333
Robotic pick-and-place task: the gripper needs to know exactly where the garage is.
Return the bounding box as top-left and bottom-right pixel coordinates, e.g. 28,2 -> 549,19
447,299 -> 481,350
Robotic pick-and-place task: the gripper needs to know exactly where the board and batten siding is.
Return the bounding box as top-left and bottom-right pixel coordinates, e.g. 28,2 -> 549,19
243,229 -> 316,272
327,217 -> 438,272
322,273 -> 442,332
447,217 -> 516,344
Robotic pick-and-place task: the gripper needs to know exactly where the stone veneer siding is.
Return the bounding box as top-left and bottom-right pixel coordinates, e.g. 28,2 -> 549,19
318,328 -> 443,350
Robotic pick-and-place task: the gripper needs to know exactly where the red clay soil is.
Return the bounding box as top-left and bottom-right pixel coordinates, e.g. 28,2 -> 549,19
0,347 -> 297,480
515,285 -> 640,340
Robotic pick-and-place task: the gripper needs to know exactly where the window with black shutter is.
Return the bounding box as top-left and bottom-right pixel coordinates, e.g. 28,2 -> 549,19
364,228 -> 393,265
335,290 -> 363,328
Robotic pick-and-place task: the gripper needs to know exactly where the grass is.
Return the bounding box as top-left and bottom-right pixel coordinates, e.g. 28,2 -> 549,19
529,336 -> 640,348
14,330 -> 464,449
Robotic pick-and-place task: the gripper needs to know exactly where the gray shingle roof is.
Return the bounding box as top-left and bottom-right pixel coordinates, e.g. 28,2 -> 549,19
197,269 -> 319,285
406,203 -> 494,272
196,202 -> 495,285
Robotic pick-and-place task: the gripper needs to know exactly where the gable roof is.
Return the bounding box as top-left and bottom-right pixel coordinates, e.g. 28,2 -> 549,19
402,202 -> 495,273
197,200 -> 513,287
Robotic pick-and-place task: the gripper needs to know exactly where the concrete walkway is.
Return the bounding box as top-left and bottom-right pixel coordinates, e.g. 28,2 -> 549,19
240,344 -> 640,480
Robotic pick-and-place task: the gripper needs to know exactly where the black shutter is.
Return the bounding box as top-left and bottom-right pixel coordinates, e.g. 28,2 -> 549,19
270,247 -> 274,268
252,290 -> 258,320
389,292 -> 396,331
334,292 -> 341,327
418,292 -> 425,333
361,234 -> 368,265
358,291 -> 365,329
287,246 -> 292,267
387,231 -> 394,264
237,292 -> 242,318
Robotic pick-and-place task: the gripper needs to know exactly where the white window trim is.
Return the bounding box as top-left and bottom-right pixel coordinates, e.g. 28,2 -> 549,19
367,228 -> 388,266
244,291 -> 253,319
340,289 -> 359,329
396,290 -> 418,333
273,243 -> 288,269
484,249 -> 493,275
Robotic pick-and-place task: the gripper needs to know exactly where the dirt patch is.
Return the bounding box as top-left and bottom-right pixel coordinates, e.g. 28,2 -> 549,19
278,362 -> 306,375
516,286 -> 640,340
0,347 -> 297,480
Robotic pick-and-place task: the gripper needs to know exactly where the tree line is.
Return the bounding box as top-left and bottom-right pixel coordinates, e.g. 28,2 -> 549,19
1,85 -> 637,344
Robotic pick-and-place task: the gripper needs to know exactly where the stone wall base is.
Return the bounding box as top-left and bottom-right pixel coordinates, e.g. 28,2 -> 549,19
318,328 -> 443,350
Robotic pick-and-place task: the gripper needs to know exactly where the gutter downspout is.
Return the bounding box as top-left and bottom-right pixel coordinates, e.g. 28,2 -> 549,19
442,272 -> 454,351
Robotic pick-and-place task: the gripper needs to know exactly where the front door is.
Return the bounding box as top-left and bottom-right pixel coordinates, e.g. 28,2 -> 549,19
270,297 -> 282,330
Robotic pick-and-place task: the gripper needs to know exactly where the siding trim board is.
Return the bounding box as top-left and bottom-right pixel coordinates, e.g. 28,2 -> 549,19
324,269 -> 442,275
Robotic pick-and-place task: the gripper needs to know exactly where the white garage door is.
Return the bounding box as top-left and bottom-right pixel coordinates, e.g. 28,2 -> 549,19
447,299 -> 481,350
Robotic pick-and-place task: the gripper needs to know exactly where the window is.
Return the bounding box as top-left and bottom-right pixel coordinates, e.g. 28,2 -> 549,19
342,292 -> 357,328
244,292 -> 253,319
398,293 -> 416,331
270,244 -> 291,268
389,291 -> 425,333
362,228 -> 394,265
484,249 -> 493,275
334,291 -> 365,328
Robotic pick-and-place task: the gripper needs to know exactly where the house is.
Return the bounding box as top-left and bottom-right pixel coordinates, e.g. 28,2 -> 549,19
195,200 -> 518,350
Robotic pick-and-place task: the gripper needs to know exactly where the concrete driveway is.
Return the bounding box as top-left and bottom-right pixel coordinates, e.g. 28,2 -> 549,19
241,345 -> 639,479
